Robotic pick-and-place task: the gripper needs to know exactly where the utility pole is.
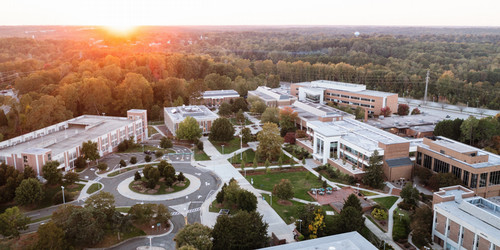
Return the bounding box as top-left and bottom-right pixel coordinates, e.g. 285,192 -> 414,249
424,70 -> 430,105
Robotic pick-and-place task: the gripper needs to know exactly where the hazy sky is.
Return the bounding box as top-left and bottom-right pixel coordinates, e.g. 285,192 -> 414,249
1,0 -> 499,26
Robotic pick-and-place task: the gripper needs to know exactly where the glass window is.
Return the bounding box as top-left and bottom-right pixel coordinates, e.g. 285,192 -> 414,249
489,171 -> 500,186
452,166 -> 461,179
463,170 -> 469,186
479,173 -> 488,187
423,154 -> 432,169
470,173 -> 478,189
433,159 -> 450,173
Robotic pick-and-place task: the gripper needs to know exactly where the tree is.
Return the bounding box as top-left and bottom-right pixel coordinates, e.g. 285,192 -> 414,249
232,98 -> 248,113
410,206 -> 433,247
257,122 -> 284,161
284,132 -> 296,144
354,107 -> 365,120
146,167 -> 160,188
42,161 -> 63,185
380,106 -> 392,117
176,116 -> 202,141
0,206 -> 30,238
15,178 -> 44,205
250,99 -> 266,114
155,151 -> 164,158
74,156 -> 87,169
411,108 -> 421,115
218,102 -> 233,117
434,118 -> 463,141
163,164 -> 176,180
82,140 -> 100,162
130,156 -> 137,164
400,182 -> 420,205
36,221 -> 66,250
134,171 -> 141,181
160,137 -> 173,149
362,150 -> 384,189
177,172 -> 186,182
175,223 -> 213,250
461,116 -> 480,145
145,155 -> 152,162
63,206 -> 104,246
343,194 -> 362,213
279,106 -> 298,136
397,104 -> 410,116
273,179 -> 293,201
261,107 -> 279,124
337,206 -> 364,233
428,173 -> 462,191
119,160 -> 126,167
236,109 -> 245,124
209,118 -> 235,142
97,162 -> 108,171
241,127 -> 252,144
129,203 -> 171,225
23,166 -> 36,179
84,191 -> 116,219
236,189 -> 258,212
295,204 -> 325,238
64,171 -> 79,185
212,211 -> 268,250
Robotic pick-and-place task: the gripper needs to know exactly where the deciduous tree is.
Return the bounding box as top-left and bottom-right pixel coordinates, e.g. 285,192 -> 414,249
174,223 -> 213,250
273,179 -> 293,201
176,116 -> 202,141
257,122 -> 284,161
209,118 -> 235,142
261,107 -> 279,124
15,178 -> 44,205
0,206 -> 30,238
362,150 -> 384,189
82,140 -> 100,162
42,161 -> 63,185
212,211 -> 268,250
35,221 -> 66,250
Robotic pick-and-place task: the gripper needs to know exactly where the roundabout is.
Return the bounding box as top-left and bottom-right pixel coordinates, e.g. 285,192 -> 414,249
117,173 -> 202,201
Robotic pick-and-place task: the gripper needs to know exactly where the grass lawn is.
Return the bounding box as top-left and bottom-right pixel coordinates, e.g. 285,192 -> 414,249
373,196 -> 399,210
211,137 -> 242,154
148,126 -> 159,137
129,178 -> 190,195
229,117 -> 253,125
360,190 -> 378,196
245,171 -> 329,201
393,208 -> 411,241
93,226 -> 146,248
115,207 -> 131,213
231,149 -> 256,164
107,163 -> 155,177
87,183 -> 101,194
209,199 -> 238,214
194,148 -> 210,161
261,193 -> 304,224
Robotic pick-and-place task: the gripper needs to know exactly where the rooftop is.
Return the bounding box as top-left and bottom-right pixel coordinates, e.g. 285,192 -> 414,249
164,105 -> 218,123
261,231 -> 377,250
287,101 -> 354,122
248,86 -> 296,101
0,115 -> 136,156
366,113 -> 443,129
294,80 -> 396,97
202,89 -> 239,98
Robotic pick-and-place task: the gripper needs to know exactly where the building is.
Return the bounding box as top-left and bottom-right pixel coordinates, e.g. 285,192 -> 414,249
415,136 -> 500,198
262,231 -> 377,250
431,185 -> 500,250
302,118 -> 413,181
202,90 -> 240,107
290,80 -> 398,116
248,86 -> 297,107
366,113 -> 442,138
281,100 -> 355,132
164,105 -> 218,135
0,110 -> 147,174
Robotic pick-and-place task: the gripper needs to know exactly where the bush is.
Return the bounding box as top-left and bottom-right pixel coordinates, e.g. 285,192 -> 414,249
52,190 -> 74,204
97,163 -> 108,171
197,141 -> 204,150
145,155 -> 152,162
397,202 -> 414,211
177,172 -> 185,182
155,151 -> 164,158
130,157 -> 137,164
371,208 -> 388,220
134,171 -> 141,181
393,219 -> 410,241
119,160 -> 126,167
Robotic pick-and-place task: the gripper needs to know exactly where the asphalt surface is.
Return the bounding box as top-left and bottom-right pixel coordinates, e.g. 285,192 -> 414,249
22,145 -> 221,250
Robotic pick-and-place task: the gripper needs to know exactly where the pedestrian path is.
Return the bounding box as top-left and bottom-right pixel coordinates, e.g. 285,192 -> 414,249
77,180 -> 102,200
153,125 -> 166,137
364,214 -> 402,250
200,137 -> 222,159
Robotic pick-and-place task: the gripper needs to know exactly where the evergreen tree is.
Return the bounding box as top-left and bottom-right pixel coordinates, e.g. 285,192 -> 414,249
362,150 -> 384,188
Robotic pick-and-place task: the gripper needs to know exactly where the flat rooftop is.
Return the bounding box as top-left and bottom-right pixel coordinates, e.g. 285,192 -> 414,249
421,136 -> 500,168
295,80 -> 396,98
0,116 -> 135,156
287,101 -> 354,122
366,113 -> 442,129
262,231 -> 377,250
249,86 -> 295,101
310,118 -> 408,151
164,105 -> 218,123
202,90 -> 239,98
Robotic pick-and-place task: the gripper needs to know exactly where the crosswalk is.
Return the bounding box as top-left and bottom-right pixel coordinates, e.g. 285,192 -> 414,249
171,207 -> 201,216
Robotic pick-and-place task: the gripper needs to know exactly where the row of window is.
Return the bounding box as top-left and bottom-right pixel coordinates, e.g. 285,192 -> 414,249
326,98 -> 375,108
326,92 -> 375,102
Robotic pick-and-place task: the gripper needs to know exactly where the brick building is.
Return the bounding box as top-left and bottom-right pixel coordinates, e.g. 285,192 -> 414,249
432,185 -> 500,250
415,136 -> 500,198
248,86 -> 297,107
290,80 -> 398,116
0,110 -> 147,174
202,90 -> 240,107
164,105 -> 218,135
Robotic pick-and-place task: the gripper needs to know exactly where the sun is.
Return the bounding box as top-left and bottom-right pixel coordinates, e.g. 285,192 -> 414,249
104,25 -> 137,36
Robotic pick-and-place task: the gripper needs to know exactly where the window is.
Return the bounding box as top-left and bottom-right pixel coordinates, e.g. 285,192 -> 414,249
463,170 -> 469,186
470,173 -> 478,188
440,150 -> 445,154
416,152 -> 423,166
433,159 -> 450,173
479,173 -> 488,187
351,96 -> 360,100
423,154 -> 432,169
23,155 -> 28,163
489,171 -> 500,186
48,154 -> 52,161
341,95 -> 350,98
452,166 -> 461,179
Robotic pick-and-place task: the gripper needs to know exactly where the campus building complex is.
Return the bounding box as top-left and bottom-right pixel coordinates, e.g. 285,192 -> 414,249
282,100 -> 355,131
164,105 -> 219,135
248,86 -> 297,107
299,118 -> 414,181
366,113 -> 442,138
432,185 -> 500,250
202,90 -> 240,107
415,136 -> 500,198
0,109 -> 148,175
290,80 -> 398,116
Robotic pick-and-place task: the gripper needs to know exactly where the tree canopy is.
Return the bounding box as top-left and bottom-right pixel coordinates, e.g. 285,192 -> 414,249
176,116 -> 202,141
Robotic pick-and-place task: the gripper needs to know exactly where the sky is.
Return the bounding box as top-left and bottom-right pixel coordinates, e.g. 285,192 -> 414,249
1,0 -> 499,27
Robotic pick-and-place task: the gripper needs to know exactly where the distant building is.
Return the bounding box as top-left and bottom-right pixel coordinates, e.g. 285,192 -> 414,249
248,86 -> 297,107
415,136 -> 500,198
0,110 -> 147,174
262,231 -> 377,250
202,90 -> 240,107
164,105 -> 218,135
366,113 -> 442,138
431,185 -> 500,250
290,80 -> 398,116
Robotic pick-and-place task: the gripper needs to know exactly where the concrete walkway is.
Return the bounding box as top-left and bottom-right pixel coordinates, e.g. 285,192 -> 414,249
200,137 -> 221,159
364,215 -> 402,250
116,174 -> 201,201
386,197 -> 403,242
77,180 -> 103,200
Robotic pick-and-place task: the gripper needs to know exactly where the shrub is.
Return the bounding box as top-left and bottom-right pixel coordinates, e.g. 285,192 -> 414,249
380,107 -> 392,117
397,202 -> 414,211
371,208 -> 388,220
134,171 -> 141,181
119,160 -> 126,167
130,157 -> 137,164
155,151 -> 164,158
97,163 -> 108,171
145,155 -> 152,162
177,172 -> 185,182
197,141 -> 204,150
296,130 -> 307,138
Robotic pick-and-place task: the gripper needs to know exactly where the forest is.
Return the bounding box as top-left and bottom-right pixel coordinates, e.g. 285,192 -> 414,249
0,26 -> 498,141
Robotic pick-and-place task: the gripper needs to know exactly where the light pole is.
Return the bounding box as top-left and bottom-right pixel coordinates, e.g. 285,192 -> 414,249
61,186 -> 65,204
398,213 -> 404,221
222,145 -> 224,155
239,134 -> 243,159
297,219 -> 302,233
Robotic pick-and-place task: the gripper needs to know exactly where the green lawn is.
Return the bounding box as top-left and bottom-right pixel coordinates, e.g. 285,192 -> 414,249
245,171 -> 329,201
209,199 -> 238,214
229,117 -> 253,125
194,148 -> 210,161
148,126 -> 159,137
211,137 -> 242,154
86,183 -> 101,194
129,178 -> 190,195
392,208 -> 411,241
261,193 -> 304,224
107,163 -> 154,177
373,196 -> 399,210
360,190 -> 378,196
115,207 -> 131,213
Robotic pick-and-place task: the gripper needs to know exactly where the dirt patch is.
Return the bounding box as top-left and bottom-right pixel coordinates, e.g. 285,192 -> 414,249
165,187 -> 174,192
146,189 -> 157,194
176,182 -> 186,187
133,181 -> 143,185
277,200 -> 293,206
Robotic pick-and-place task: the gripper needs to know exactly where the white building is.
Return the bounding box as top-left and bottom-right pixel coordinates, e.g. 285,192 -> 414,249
164,105 -> 218,135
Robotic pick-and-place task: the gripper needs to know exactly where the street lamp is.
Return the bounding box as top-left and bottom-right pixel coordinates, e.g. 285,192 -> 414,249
297,219 -> 303,233
61,186 -> 65,204
239,134 -> 243,159
222,145 -> 224,155
398,213 -> 404,221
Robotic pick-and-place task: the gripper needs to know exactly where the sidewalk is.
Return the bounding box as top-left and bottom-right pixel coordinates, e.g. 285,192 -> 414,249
200,137 -> 221,159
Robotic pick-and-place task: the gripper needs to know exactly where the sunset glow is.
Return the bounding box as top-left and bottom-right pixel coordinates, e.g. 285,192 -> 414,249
105,25 -> 137,36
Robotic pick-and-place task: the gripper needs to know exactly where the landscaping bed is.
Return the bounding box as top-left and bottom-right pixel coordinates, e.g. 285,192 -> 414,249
129,177 -> 190,195
87,183 -> 101,194
107,163 -> 155,177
